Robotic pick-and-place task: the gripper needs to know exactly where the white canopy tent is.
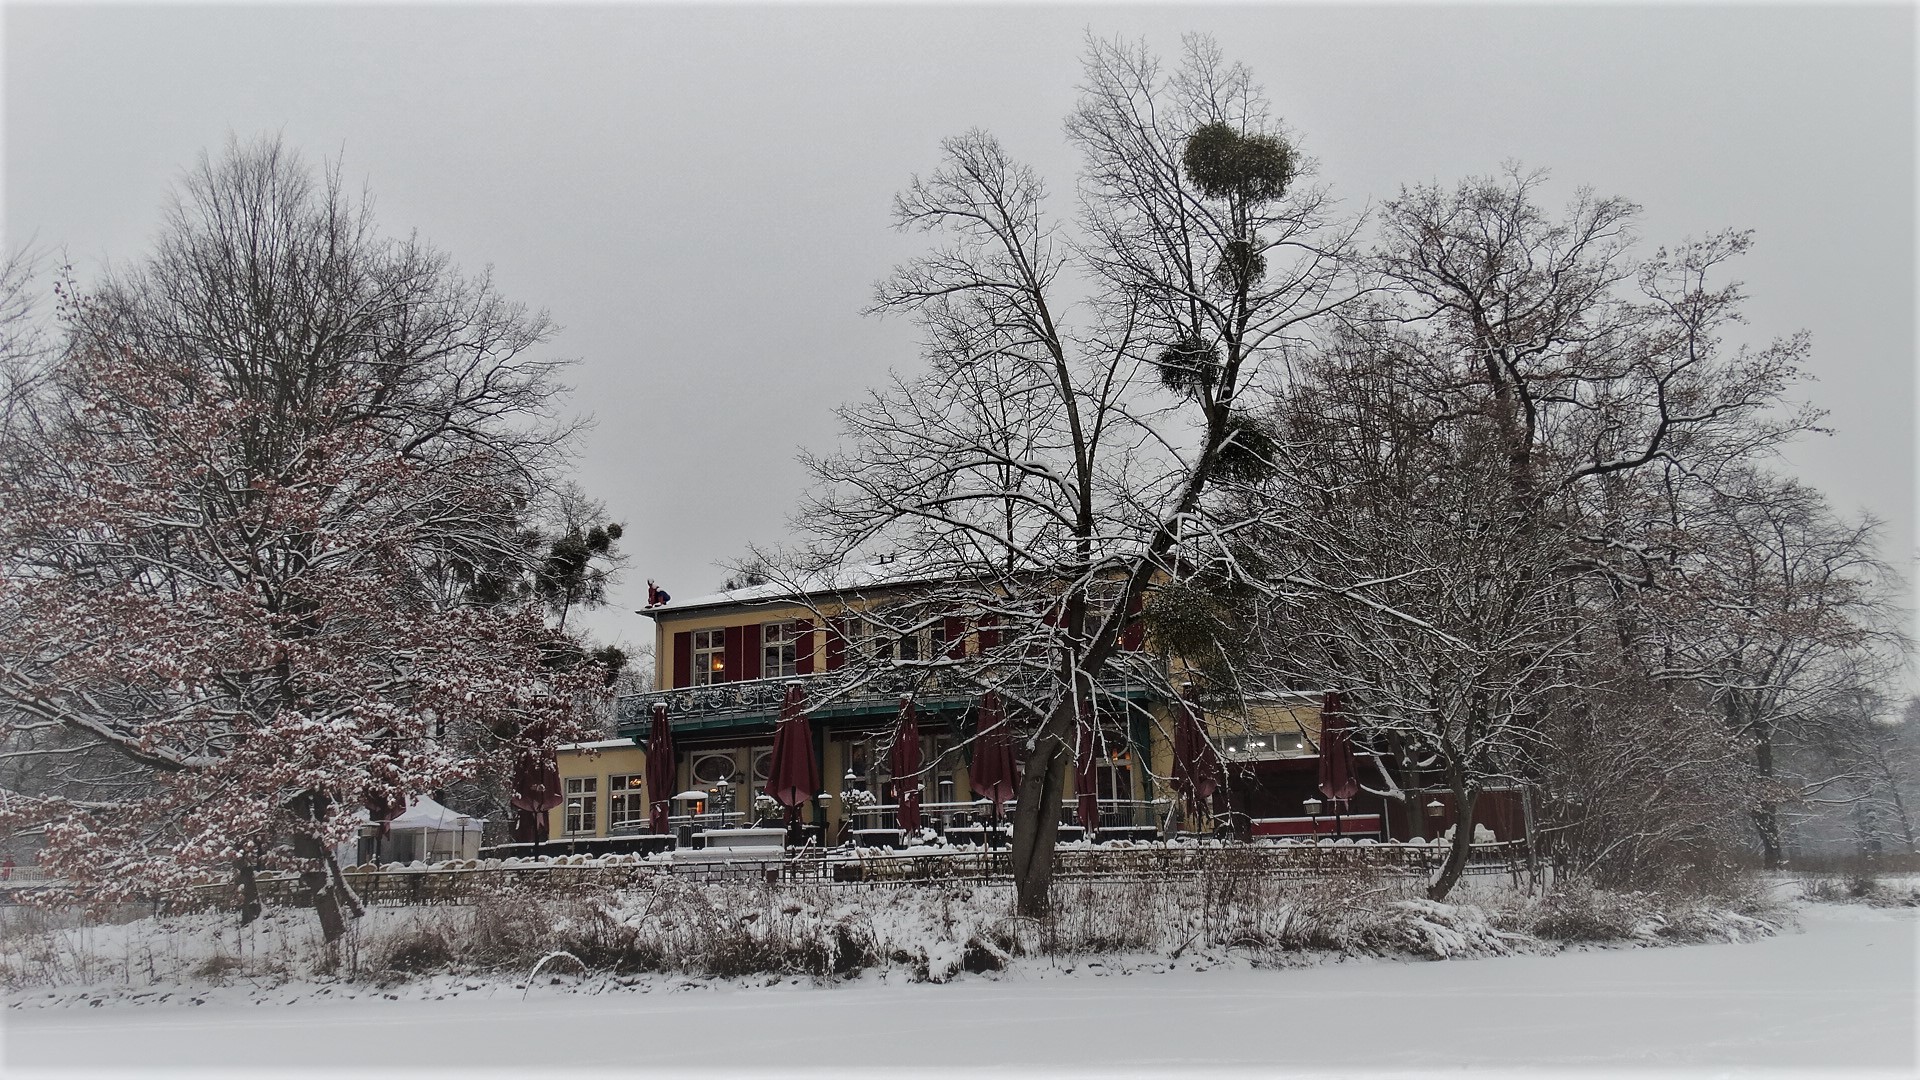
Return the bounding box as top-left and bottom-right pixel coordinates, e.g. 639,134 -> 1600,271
349,796 -> 485,866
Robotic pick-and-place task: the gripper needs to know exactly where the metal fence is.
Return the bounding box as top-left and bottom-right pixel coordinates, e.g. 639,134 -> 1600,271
816,839 -> 1532,886
44,838 -> 1531,913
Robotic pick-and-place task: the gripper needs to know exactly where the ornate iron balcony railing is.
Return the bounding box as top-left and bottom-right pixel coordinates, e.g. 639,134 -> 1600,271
615,666 -> 1157,732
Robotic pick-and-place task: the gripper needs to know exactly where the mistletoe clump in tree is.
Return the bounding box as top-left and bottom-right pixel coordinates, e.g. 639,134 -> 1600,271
0,137 -> 606,939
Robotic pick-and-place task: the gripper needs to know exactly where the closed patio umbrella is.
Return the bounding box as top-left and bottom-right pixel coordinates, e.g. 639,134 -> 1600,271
1317,691 -> 1360,805
1172,688 -> 1221,829
889,696 -> 923,835
509,750 -> 562,844
645,703 -> 676,834
969,692 -> 1019,848
764,682 -> 819,840
1073,702 -> 1100,833
969,692 -> 1019,808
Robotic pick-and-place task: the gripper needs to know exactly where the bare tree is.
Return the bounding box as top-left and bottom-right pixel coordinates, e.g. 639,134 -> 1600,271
1644,471 -> 1909,867
1242,168 -> 1825,897
786,35 -> 1361,915
1255,335 -> 1580,899
0,136 -> 605,938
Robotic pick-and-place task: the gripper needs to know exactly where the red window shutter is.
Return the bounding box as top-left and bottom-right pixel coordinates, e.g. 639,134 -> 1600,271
1121,592 -> 1145,651
825,617 -> 848,671
672,631 -> 692,688
741,622 -> 762,681
724,625 -> 743,683
943,616 -> 964,659
794,619 -> 815,675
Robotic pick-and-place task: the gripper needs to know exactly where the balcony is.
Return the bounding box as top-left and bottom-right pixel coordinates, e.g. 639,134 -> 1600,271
615,667 -> 1157,738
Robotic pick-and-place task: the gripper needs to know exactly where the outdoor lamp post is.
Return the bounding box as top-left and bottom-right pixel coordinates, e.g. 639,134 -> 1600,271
1302,796 -> 1322,840
712,779 -> 731,825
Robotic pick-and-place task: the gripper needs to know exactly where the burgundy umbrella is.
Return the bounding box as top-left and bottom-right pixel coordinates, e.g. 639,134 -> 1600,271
1317,691 -> 1360,805
888,696 -> 923,835
364,790 -> 399,840
969,692 -> 1020,849
968,691 -> 1019,808
764,683 -> 819,834
509,752 -> 562,844
1172,689 -> 1221,828
645,703 -> 676,834
1073,702 -> 1100,832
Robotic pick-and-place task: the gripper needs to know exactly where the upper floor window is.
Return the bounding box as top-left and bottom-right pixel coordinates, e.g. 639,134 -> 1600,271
691,628 -> 726,686
763,620 -> 802,679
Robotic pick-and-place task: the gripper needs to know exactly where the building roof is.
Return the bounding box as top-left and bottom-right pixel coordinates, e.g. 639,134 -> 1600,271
638,560 -> 943,619
556,738 -> 640,752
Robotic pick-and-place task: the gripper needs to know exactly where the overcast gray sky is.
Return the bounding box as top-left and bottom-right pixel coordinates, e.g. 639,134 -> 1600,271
5,3 -> 1914,656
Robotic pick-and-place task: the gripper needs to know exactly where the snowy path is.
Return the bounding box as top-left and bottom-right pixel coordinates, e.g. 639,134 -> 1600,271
5,907 -> 1913,1076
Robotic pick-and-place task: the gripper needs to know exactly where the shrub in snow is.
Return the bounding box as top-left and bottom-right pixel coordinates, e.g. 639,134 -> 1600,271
0,859 -> 1785,996
1385,900 -> 1523,959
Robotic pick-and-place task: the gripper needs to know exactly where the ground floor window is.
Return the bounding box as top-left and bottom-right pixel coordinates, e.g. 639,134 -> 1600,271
564,776 -> 598,835
692,752 -> 738,785
608,773 -> 647,832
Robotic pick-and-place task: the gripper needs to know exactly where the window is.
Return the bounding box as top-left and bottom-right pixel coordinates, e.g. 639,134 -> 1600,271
1220,732 -> 1309,758
751,749 -> 773,782
691,628 -> 726,686
692,752 -> 737,785
608,774 -> 647,832
762,621 -> 802,679
853,620 -> 890,663
896,631 -> 920,662
1097,758 -> 1134,803
564,777 -> 598,835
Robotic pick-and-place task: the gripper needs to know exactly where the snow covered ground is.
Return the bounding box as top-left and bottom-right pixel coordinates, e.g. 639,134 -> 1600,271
4,903 -> 1912,1077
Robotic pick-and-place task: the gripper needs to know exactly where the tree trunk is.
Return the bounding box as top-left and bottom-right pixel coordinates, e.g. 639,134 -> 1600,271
1428,782 -> 1478,901
1752,807 -> 1785,870
304,867 -> 348,943
1011,724 -> 1069,917
1752,727 -> 1785,869
234,860 -> 262,927
1886,783 -> 1918,855
326,850 -> 364,920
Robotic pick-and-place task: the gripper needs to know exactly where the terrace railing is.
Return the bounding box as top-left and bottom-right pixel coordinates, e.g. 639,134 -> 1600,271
847,798 -> 1168,835
616,666 -> 1156,729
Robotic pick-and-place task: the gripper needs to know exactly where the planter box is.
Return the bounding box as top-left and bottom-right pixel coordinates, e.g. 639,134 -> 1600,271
668,846 -> 784,880
698,828 -> 786,850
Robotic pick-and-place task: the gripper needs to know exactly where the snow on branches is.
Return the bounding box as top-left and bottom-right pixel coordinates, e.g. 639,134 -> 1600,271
0,137 -> 604,919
